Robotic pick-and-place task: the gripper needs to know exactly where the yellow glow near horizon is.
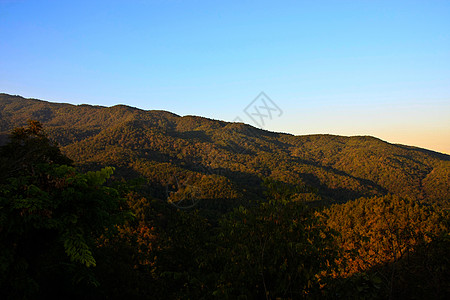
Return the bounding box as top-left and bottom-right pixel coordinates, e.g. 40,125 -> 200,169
269,99 -> 450,155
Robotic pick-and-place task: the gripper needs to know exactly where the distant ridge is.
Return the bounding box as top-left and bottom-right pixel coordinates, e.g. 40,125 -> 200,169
1,93 -> 449,206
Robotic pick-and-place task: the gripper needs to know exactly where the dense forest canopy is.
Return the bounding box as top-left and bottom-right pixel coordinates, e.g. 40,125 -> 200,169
1,93 -> 449,208
0,94 -> 449,299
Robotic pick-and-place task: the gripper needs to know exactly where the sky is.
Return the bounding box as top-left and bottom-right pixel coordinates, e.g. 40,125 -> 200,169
1,0 -> 449,153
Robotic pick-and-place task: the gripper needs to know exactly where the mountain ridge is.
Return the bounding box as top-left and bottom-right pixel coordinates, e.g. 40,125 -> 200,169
2,92 -> 446,154
1,93 -> 449,206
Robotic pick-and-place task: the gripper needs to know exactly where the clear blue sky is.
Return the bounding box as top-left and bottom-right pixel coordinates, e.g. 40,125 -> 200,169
1,0 -> 449,153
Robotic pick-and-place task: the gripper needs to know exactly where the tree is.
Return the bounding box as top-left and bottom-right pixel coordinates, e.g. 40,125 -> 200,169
213,186 -> 338,299
0,120 -> 72,180
324,195 -> 449,299
0,121 -> 126,299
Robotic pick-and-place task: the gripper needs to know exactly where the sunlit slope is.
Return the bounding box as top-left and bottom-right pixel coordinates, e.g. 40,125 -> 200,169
1,93 -> 449,204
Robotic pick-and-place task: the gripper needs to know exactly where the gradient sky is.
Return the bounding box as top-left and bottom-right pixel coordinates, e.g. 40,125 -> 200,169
1,0 -> 449,153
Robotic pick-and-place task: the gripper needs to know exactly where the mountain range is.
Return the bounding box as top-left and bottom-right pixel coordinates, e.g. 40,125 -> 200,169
1,93 -> 449,207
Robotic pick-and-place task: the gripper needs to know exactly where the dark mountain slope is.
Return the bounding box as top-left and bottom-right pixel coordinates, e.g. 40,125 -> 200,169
1,93 -> 449,206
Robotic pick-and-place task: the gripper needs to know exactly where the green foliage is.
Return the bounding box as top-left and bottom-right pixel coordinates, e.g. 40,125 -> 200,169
0,122 -> 126,298
212,183 -> 338,299
63,233 -> 96,267
1,94 -> 449,299
2,93 -> 449,207
95,179 -> 339,299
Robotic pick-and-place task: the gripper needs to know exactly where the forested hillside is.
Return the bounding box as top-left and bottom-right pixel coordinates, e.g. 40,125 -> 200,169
1,93 -> 449,207
1,93 -> 449,299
